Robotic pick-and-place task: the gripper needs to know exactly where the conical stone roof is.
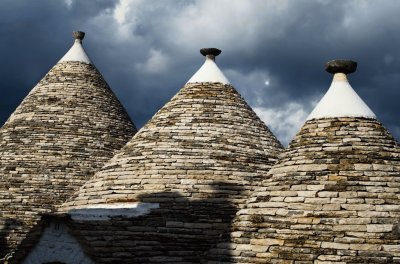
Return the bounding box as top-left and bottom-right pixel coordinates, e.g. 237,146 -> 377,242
209,60 -> 400,263
59,48 -> 282,263
0,31 -> 136,258
64,48 -> 282,209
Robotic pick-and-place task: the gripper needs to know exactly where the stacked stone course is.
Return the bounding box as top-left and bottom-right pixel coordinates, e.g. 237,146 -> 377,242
0,59 -> 136,260
65,81 -> 282,208
209,119 -> 400,263
2,35 -> 398,264
60,73 -> 282,262
208,59 -> 400,263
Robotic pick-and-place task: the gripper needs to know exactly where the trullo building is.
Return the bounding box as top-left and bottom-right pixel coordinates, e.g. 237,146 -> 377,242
0,31 -> 136,263
21,48 -> 283,263
3,31 -> 398,264
208,60 -> 400,263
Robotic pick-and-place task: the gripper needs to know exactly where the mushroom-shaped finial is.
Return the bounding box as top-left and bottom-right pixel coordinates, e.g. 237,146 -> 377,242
325,59 -> 357,74
73,31 -> 85,43
200,48 -> 221,61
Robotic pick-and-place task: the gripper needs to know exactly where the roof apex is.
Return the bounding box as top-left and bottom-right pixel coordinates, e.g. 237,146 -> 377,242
59,31 -> 91,64
306,60 -> 375,121
325,59 -> 357,74
187,48 -> 229,84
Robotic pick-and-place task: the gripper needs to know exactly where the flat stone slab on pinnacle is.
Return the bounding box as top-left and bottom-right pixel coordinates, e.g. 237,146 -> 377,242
73,31 -> 85,40
325,59 -> 357,74
200,48 -> 221,57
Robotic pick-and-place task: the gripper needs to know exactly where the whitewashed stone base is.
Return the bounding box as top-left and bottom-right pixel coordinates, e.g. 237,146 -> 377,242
23,221 -> 93,264
68,202 -> 160,221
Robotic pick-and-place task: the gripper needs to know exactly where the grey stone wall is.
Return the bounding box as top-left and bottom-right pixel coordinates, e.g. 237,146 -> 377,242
0,61 -> 136,261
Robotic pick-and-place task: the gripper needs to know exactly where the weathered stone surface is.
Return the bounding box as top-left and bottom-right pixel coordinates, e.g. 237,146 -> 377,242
0,59 -> 136,261
56,76 -> 282,263
209,117 -> 400,263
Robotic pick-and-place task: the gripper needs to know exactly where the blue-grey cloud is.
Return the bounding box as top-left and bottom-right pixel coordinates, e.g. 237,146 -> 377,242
0,0 -> 399,146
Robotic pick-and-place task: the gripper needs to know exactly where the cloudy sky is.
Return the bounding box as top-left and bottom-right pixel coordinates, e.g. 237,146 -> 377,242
1,0 -> 399,145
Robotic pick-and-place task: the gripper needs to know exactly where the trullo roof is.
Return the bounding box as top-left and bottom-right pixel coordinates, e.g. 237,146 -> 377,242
0,31 -> 136,260
58,48 -> 282,263
208,60 -> 400,263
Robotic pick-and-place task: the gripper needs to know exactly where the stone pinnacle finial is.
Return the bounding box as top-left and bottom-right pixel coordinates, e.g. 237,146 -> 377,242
325,59 -> 357,74
73,31 -> 85,42
200,48 -> 221,61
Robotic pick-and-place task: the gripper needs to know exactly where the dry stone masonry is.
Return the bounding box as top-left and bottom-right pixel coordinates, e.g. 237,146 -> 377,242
208,60 -> 400,263
0,31 -> 136,262
56,48 -> 282,263
1,32 -> 399,264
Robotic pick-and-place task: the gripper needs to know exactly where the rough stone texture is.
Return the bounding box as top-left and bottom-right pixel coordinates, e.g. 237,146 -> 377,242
0,61 -> 136,261
60,81 -> 282,263
73,31 -> 85,41
65,82 -> 282,208
23,217 -> 94,264
209,117 -> 400,263
325,60 -> 357,74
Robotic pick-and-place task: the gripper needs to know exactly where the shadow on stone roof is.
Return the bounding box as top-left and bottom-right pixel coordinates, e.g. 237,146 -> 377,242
72,181 -> 242,263
23,181 -> 243,263
0,218 -> 22,261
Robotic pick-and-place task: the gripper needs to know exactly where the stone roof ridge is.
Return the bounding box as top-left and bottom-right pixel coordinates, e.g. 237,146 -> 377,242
58,31 -> 92,64
187,47 -> 230,84
306,59 -> 376,120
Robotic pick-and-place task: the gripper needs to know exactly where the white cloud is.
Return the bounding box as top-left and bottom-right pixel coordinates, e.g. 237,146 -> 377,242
70,0 -> 400,142
135,49 -> 170,74
113,0 -> 134,25
64,0 -> 74,8
85,0 -> 400,61
85,0 -> 400,73
254,102 -> 311,146
158,0 -> 293,52
88,0 -> 297,54
339,0 -> 400,40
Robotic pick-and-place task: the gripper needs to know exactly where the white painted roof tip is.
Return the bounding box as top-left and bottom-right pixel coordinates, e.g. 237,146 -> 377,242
187,48 -> 230,84
306,73 -> 376,121
58,31 -> 92,64
187,57 -> 230,84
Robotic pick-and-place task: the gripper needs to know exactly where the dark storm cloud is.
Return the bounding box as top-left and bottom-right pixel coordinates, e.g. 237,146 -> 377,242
0,0 -> 116,124
227,0 -> 399,143
0,0 -> 399,145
